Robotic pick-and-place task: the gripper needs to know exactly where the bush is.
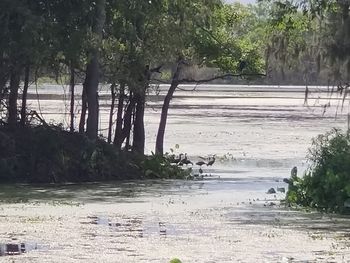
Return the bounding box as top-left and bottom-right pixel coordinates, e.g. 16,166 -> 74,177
286,129 -> 350,213
0,125 -> 188,183
140,153 -> 191,179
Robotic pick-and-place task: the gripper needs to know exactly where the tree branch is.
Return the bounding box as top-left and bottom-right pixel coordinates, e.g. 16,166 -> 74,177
178,73 -> 266,84
150,65 -> 163,73
151,78 -> 168,84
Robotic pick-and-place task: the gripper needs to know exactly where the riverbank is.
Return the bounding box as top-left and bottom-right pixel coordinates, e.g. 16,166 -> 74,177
0,125 -> 188,183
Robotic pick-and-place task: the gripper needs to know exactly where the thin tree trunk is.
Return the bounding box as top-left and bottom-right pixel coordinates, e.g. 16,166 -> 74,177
0,75 -> 8,96
85,57 -> 99,140
127,105 -> 136,152
132,90 -> 145,155
121,93 -> 135,150
132,66 -> 151,155
69,65 -> 75,132
79,82 -> 87,134
0,61 -> 8,96
107,83 -> 116,143
85,0 -> 106,141
8,67 -> 21,128
155,63 -> 182,155
20,65 -> 30,126
113,82 -> 125,149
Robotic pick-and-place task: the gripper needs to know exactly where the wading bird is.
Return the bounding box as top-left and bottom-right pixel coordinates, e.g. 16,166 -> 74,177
180,153 -> 193,166
172,153 -> 183,164
196,161 -> 206,166
207,156 -> 216,166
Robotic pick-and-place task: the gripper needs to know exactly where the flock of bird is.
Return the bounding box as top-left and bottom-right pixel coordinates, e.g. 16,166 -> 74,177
171,153 -> 216,167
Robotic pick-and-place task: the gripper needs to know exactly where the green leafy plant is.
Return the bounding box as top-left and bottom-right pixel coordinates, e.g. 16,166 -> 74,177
286,129 -> 350,213
140,153 -> 190,180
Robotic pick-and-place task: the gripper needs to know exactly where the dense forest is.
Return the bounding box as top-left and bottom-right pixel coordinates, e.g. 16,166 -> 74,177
0,0 -> 349,189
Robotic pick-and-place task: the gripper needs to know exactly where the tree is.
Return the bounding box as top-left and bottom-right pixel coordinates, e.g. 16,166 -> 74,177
83,0 -> 106,141
260,0 -> 349,85
0,0 -> 46,128
154,2 -> 265,155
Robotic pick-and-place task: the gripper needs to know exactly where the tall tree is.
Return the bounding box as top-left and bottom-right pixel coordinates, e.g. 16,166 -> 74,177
153,2 -> 265,155
85,0 -> 106,140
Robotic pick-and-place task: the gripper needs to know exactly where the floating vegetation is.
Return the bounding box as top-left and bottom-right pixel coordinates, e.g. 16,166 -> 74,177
82,216 -> 177,238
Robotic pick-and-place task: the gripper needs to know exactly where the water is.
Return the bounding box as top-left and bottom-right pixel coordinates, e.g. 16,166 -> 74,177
0,84 -> 349,262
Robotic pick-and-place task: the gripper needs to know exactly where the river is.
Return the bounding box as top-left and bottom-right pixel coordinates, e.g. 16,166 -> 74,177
0,84 -> 349,262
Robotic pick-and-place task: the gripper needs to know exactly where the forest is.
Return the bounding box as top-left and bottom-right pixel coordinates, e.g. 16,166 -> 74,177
0,0 -> 349,211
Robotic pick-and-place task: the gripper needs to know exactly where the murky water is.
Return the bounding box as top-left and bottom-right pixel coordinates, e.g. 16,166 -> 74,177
1,84 -> 350,262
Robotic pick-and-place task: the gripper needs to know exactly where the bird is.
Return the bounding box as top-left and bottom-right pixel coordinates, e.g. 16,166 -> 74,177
168,154 -> 176,163
196,161 -> 206,166
199,168 -> 203,174
179,153 -> 193,166
277,187 -> 286,193
291,166 -> 298,177
283,178 -> 291,184
207,156 -> 216,166
172,153 -> 183,164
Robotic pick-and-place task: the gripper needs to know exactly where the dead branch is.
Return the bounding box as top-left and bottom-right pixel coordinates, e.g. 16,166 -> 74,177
28,110 -> 49,127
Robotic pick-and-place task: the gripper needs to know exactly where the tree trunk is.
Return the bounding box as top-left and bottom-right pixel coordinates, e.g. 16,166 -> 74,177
20,65 -> 30,126
113,82 -> 125,149
8,67 -> 21,128
155,64 -> 182,155
79,82 -> 87,134
132,65 -> 152,155
132,90 -> 146,155
85,57 -> 99,140
0,59 -> 9,96
125,119 -> 131,151
121,93 -> 135,150
69,66 -> 75,132
107,83 -> 116,143
85,0 -> 106,141
0,74 -> 8,96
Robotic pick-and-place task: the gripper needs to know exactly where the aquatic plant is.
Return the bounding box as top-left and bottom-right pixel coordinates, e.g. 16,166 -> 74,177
286,129 -> 350,213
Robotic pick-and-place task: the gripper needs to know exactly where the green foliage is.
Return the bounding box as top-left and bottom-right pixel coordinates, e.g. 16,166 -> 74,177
259,0 -> 350,83
194,3 -> 265,74
286,129 -> 350,213
169,259 -> 182,263
140,153 -> 190,180
0,125 -> 187,183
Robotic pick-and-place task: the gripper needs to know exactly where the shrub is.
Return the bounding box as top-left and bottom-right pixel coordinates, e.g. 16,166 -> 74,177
140,153 -> 191,179
286,129 -> 350,213
0,125 -> 189,183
